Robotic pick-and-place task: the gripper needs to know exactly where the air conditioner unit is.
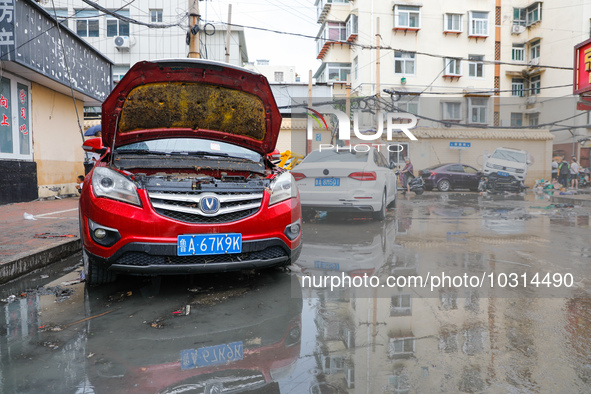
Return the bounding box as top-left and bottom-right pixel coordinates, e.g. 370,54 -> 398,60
114,36 -> 130,49
528,58 -> 539,66
511,25 -> 525,34
526,96 -> 536,105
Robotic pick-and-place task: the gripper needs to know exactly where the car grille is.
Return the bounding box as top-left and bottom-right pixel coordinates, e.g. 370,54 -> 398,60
116,246 -> 288,266
489,163 -> 519,172
148,191 -> 263,223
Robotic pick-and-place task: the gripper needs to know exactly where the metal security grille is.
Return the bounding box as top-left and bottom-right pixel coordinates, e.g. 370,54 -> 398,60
148,191 -> 263,223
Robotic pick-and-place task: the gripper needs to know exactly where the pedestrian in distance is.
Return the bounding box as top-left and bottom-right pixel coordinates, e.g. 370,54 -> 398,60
551,158 -> 558,180
570,156 -> 580,189
76,175 -> 84,194
400,157 -> 414,194
558,157 -> 570,188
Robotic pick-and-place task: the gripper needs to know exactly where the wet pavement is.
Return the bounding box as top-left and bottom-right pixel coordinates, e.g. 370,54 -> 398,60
1,192 -> 591,393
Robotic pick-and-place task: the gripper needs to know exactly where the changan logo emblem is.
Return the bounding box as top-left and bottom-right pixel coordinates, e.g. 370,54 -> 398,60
200,196 -> 220,214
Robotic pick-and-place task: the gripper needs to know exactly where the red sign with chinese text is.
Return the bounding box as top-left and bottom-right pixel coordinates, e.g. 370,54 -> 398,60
574,38 -> 591,95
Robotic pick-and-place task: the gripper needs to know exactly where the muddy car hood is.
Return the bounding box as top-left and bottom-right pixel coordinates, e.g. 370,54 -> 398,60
101,59 -> 282,155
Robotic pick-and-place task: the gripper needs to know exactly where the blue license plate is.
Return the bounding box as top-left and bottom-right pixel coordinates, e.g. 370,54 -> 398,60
180,341 -> 243,370
497,171 -> 509,177
314,261 -> 340,271
177,233 -> 242,256
315,178 -> 340,187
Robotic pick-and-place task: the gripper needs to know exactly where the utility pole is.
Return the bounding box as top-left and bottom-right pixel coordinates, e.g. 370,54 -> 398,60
188,0 -> 200,58
345,74 -> 351,146
307,70 -> 313,155
225,4 -> 232,63
376,17 -> 381,134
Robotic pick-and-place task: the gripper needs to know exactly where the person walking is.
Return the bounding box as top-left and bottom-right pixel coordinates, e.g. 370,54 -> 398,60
558,157 -> 570,188
400,157 -> 414,194
551,158 -> 558,180
570,157 -> 580,189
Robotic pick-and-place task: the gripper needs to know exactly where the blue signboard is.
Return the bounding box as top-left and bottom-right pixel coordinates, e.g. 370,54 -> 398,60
449,142 -> 471,149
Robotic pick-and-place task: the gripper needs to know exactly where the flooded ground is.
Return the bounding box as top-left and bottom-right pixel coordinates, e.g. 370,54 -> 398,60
1,192 -> 590,393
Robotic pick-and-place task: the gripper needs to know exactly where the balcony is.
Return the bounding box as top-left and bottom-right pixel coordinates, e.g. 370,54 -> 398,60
315,0 -> 349,24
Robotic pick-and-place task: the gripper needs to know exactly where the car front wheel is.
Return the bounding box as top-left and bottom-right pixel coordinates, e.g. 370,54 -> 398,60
437,179 -> 451,192
84,249 -> 117,286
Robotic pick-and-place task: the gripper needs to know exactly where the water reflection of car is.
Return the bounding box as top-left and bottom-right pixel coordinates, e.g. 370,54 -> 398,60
79,59 -> 301,285
420,163 -> 482,192
292,147 -> 397,221
85,273 -> 302,393
481,207 -> 529,234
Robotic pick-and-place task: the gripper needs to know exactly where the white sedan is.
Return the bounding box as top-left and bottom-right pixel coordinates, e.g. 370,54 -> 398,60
291,147 -> 397,220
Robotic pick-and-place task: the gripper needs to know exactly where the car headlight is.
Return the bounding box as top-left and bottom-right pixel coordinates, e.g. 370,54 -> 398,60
269,172 -> 297,206
92,167 -> 141,206
485,162 -> 492,168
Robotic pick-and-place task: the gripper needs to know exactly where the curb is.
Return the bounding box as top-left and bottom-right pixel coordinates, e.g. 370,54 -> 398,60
0,238 -> 82,285
550,195 -> 591,208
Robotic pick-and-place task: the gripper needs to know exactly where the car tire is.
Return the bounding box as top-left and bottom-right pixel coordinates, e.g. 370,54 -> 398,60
373,191 -> 387,221
437,179 -> 451,192
84,249 -> 116,286
414,188 -> 424,195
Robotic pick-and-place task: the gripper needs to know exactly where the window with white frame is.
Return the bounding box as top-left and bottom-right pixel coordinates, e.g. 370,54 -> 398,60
389,338 -> 415,358
511,112 -> 523,126
444,58 -> 461,76
0,75 -> 32,159
444,13 -> 462,32
394,5 -> 421,29
50,9 -> 69,27
274,72 -> 284,82
396,98 -> 419,115
526,2 -> 542,26
326,63 -> 351,82
389,142 -> 409,165
346,14 -> 358,39
353,56 -> 358,80
107,10 -> 130,37
113,65 -> 130,82
511,78 -> 525,97
513,8 -> 526,26
442,102 -> 461,121
468,55 -> 484,78
468,11 -> 489,36
390,294 -> 411,316
528,112 -> 539,126
150,9 -> 163,23
75,10 -> 99,37
394,51 -> 416,75
468,97 -> 488,124
512,44 -> 525,61
327,21 -> 346,41
529,39 -> 540,61
530,75 -> 541,95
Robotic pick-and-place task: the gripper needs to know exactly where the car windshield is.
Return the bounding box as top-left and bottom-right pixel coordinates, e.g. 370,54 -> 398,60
115,138 -> 261,162
490,149 -> 526,163
302,149 -> 369,163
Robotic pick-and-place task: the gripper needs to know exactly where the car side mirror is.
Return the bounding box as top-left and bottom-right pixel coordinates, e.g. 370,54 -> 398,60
526,160 -> 531,165
82,137 -> 106,155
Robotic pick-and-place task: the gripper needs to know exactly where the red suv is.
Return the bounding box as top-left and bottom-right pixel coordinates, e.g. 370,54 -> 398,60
80,59 -> 301,285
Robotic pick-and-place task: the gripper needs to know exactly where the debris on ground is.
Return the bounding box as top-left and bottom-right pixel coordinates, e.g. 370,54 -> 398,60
34,233 -> 76,238
172,305 -> 191,316
106,291 -> 133,303
23,212 -> 36,220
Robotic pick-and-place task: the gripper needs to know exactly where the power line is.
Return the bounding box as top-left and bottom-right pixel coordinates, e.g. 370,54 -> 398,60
80,0 -> 182,28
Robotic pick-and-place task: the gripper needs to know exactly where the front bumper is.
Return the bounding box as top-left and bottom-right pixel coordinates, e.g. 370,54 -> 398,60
301,203 -> 376,213
85,238 -> 301,274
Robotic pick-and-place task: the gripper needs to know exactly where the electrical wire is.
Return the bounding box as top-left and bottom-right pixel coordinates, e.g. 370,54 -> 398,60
80,0 -> 182,28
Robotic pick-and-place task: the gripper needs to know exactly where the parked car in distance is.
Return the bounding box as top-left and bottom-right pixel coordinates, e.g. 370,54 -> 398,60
79,59 -> 302,285
483,147 -> 530,181
292,147 -> 397,220
420,163 -> 482,192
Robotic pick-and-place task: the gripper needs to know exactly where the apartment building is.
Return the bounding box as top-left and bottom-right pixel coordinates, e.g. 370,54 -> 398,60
311,0 -> 591,178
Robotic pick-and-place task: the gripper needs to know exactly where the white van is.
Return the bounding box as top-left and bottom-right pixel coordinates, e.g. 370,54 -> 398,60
483,147 -> 530,181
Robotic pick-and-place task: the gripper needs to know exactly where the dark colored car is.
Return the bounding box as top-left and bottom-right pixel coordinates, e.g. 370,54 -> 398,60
419,163 -> 481,192
79,59 -> 302,285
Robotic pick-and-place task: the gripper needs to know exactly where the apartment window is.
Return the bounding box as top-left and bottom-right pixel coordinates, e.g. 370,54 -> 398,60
113,65 -> 130,82
469,11 -> 489,36
327,63 -> 351,82
442,102 -> 461,120
327,22 -> 346,41
390,294 -> 411,316
530,39 -> 540,60
526,2 -> 542,26
75,10 -> 99,37
389,142 -> 409,165
397,98 -> 419,115
511,113 -> 523,127
50,9 -> 68,27
468,97 -> 488,124
346,14 -> 358,39
274,72 -> 284,82
513,8 -> 526,26
529,113 -> 539,126
394,51 -> 415,75
0,76 -> 32,159
394,5 -> 421,29
107,10 -> 130,37
444,58 -> 461,76
468,55 -> 484,78
512,44 -> 525,61
150,9 -> 163,23
353,56 -> 358,80
511,78 -> 525,97
444,13 -> 463,32
389,338 -> 415,358
530,75 -> 541,95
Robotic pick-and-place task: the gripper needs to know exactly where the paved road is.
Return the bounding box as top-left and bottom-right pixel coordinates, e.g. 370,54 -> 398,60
1,192 -> 590,393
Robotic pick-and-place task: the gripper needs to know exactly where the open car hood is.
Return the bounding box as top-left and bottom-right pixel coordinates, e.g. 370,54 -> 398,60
101,59 -> 282,155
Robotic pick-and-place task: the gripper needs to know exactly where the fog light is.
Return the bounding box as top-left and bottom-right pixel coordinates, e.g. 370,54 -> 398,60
285,219 -> 301,240
94,228 -> 107,239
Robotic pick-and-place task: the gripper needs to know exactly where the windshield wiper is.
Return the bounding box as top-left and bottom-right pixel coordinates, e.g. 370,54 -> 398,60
171,151 -> 231,158
115,149 -> 171,155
